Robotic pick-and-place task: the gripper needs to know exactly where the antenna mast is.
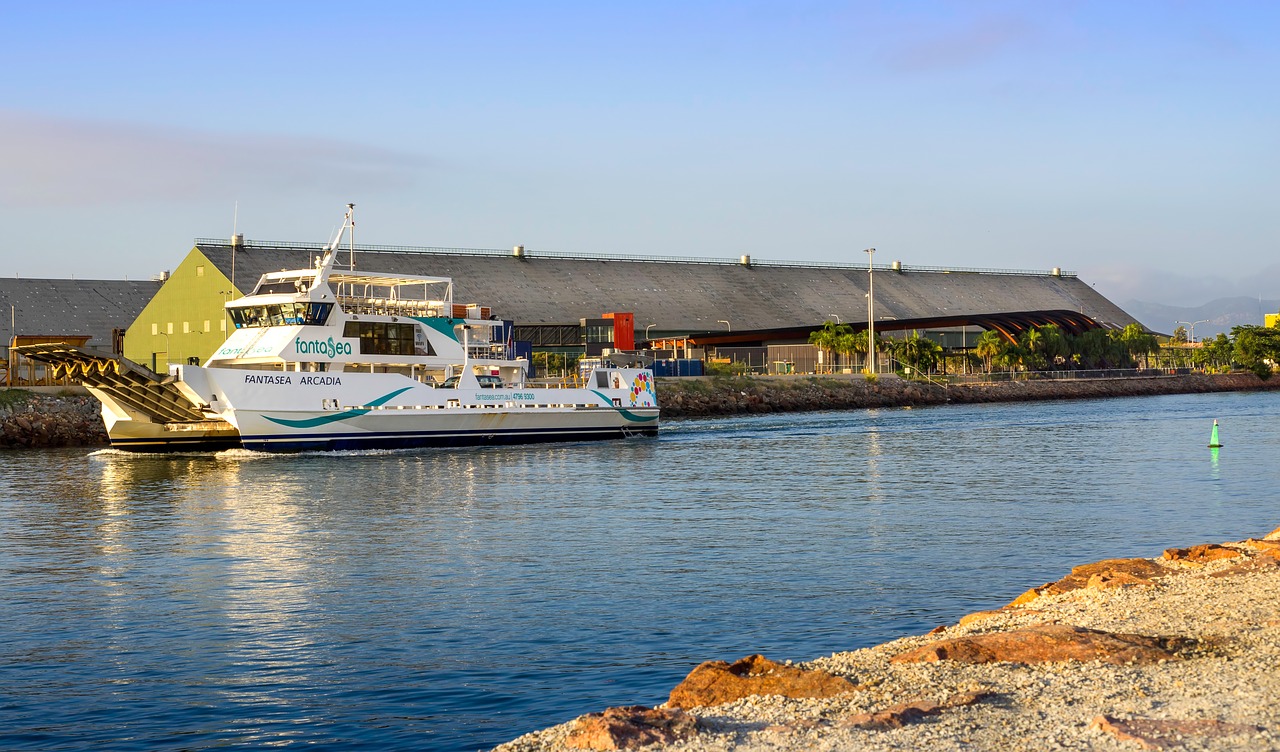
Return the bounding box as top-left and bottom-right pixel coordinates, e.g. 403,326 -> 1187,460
231,200 -> 239,288
347,203 -> 356,271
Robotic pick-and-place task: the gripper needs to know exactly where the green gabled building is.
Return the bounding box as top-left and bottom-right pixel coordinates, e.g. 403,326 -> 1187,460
123,243 -> 241,372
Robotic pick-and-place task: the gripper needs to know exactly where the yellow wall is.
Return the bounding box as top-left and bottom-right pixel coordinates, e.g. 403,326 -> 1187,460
1266,313 -> 1279,329
124,248 -> 243,372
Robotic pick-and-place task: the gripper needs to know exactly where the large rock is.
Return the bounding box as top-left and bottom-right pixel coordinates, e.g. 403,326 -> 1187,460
564,706 -> 698,750
1009,558 -> 1169,606
1162,544 -> 1245,563
890,624 -> 1192,665
667,654 -> 856,709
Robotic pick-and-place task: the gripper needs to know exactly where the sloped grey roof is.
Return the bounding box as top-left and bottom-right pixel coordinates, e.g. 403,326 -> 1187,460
198,241 -> 1139,332
0,278 -> 161,353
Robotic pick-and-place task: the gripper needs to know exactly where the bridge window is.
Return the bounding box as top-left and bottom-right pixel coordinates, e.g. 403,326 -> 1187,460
229,302 -> 333,329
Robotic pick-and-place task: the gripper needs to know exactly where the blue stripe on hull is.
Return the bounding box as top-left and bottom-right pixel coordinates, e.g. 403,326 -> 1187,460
241,424 -> 658,453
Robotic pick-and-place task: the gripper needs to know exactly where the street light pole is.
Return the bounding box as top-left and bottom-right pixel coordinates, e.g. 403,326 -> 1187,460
645,323 -> 656,340
717,320 -> 731,332
865,248 -> 876,373
1175,319 -> 1210,343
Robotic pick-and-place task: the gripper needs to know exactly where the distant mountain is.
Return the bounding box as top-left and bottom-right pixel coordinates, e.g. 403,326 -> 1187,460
1123,297 -> 1280,340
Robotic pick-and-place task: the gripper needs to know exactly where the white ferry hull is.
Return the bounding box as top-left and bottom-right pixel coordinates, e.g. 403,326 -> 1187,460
101,367 -> 659,453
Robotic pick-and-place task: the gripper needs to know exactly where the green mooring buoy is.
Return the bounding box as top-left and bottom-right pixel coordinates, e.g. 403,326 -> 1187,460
1209,419 -> 1223,448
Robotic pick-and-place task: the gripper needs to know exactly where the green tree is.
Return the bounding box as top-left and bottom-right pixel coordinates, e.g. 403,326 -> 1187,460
1231,325 -> 1280,380
1118,323 -> 1159,369
993,341 -> 1026,371
1037,324 -> 1071,368
1170,325 -> 1188,345
973,330 -> 1004,372
809,321 -> 851,372
897,331 -> 943,374
1017,328 -> 1046,370
833,328 -> 857,370
1072,329 -> 1112,369
1207,332 -> 1233,365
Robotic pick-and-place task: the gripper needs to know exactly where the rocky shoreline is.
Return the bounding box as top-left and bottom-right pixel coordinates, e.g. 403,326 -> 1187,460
658,371 -> 1280,418
0,391 -> 107,449
497,527 -> 1280,751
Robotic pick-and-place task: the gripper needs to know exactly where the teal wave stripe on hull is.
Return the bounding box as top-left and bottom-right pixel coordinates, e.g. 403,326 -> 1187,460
589,391 -> 659,423
263,387 -> 415,429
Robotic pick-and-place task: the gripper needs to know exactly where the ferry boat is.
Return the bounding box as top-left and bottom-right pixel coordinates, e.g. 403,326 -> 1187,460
19,206 -> 659,452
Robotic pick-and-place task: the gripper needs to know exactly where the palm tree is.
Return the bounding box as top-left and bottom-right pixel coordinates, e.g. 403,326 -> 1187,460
809,321 -> 851,373
895,331 -> 943,375
973,330 -> 1004,372
1018,328 -> 1045,370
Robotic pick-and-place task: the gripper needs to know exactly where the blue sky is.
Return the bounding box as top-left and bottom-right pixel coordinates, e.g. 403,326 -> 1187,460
2,1 -> 1276,307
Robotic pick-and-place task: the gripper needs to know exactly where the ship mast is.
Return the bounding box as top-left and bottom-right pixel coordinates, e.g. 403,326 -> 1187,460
314,203 -> 355,293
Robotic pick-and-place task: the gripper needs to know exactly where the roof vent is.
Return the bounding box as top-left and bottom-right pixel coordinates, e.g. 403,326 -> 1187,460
231,233 -> 244,248
740,255 -> 751,267
513,245 -> 525,258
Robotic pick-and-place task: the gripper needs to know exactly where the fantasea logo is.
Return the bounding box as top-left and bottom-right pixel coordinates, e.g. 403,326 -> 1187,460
294,336 -> 353,358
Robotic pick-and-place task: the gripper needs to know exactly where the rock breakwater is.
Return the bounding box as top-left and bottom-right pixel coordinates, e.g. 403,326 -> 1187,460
658,372 -> 1280,418
0,391 -> 108,449
498,525 -> 1280,751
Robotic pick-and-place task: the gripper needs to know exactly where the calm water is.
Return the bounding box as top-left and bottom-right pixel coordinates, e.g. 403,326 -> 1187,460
2,391 -> 1279,751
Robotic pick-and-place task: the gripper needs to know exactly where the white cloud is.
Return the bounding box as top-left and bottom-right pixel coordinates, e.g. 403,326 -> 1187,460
0,110 -> 429,207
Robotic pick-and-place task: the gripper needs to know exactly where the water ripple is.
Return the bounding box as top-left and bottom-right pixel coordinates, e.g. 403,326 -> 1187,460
2,392 -> 1278,750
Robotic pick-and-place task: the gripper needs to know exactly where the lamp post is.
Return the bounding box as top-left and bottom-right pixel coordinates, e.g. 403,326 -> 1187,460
219,290 -> 235,334
717,320 -> 731,332
1175,319 -> 1210,343
7,304 -> 15,387
645,323 -> 656,340
829,314 -> 841,324
865,248 -> 876,373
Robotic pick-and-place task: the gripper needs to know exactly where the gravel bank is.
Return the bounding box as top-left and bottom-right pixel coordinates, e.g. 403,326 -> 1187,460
497,529 -> 1280,751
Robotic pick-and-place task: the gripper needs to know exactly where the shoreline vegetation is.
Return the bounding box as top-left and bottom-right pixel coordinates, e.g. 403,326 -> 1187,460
497,526 -> 1280,751
3,372 -> 1280,449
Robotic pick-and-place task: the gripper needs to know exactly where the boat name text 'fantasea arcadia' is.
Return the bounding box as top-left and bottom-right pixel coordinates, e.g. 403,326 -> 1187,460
243,374 -> 344,386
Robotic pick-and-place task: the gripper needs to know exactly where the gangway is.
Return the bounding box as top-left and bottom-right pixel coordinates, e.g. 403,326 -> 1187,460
13,343 -> 208,424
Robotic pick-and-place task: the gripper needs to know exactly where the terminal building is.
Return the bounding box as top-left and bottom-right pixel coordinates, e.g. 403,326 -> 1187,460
112,236 -> 1140,376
